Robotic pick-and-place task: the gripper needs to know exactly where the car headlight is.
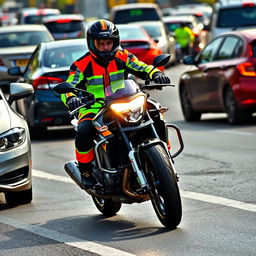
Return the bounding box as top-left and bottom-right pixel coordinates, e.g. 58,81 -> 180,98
110,95 -> 145,123
0,127 -> 26,151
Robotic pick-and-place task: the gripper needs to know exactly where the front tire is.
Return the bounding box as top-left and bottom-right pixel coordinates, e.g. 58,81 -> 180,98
5,187 -> 32,205
143,145 -> 182,229
92,196 -> 122,216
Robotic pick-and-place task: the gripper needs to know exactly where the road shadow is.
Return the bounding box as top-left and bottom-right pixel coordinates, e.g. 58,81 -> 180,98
171,114 -> 256,132
30,127 -> 76,142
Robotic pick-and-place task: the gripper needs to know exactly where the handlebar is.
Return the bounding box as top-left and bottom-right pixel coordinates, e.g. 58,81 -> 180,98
141,83 -> 175,90
69,97 -> 106,117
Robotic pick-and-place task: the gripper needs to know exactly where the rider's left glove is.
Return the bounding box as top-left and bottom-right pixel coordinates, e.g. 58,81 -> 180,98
153,72 -> 171,84
67,96 -> 82,111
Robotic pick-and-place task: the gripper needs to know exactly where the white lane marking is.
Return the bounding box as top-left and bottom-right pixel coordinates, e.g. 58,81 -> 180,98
33,169 -> 256,213
0,216 -> 136,256
181,191 -> 256,213
215,130 -> 254,136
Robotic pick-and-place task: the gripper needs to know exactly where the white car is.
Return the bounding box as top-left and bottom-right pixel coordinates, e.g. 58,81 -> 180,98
0,24 -> 54,88
0,82 -> 34,205
210,0 -> 256,40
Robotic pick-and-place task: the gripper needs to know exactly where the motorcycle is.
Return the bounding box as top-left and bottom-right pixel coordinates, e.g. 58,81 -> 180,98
53,55 -> 184,229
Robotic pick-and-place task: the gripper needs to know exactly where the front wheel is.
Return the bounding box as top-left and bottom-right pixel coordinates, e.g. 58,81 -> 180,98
92,196 -> 122,217
143,145 -> 182,229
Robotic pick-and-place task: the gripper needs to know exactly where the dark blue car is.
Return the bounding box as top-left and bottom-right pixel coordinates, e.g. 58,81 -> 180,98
7,39 -> 88,135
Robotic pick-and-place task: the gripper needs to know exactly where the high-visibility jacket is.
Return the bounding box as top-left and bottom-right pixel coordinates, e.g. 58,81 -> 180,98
175,26 -> 195,48
61,48 -> 159,119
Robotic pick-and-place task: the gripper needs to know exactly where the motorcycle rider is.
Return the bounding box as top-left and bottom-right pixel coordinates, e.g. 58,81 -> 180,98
61,19 -> 171,189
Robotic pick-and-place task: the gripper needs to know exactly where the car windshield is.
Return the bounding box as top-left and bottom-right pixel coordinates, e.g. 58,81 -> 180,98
105,79 -> 140,98
0,31 -> 52,47
44,45 -> 87,68
45,20 -> 83,33
142,24 -> 162,38
114,8 -> 160,24
24,14 -> 56,24
217,6 -> 256,28
165,22 -> 192,32
118,26 -> 146,40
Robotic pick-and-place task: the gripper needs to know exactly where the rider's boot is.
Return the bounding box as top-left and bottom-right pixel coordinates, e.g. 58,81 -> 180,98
79,162 -> 97,189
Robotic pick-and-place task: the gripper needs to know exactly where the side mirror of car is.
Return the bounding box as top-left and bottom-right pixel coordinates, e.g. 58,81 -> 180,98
8,83 -> 34,105
8,66 -> 22,76
183,55 -> 196,65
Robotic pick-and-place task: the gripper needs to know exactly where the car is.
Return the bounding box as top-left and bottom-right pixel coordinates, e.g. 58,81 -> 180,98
109,3 -> 163,24
7,39 -> 88,135
16,7 -> 61,24
42,14 -> 86,40
132,21 -> 176,66
179,29 -> 256,124
0,24 -> 54,88
210,0 -> 256,40
163,15 -> 208,56
117,23 -> 163,70
0,82 -> 34,205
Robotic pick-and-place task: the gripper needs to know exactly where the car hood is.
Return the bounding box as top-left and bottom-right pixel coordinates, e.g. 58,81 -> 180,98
0,45 -> 37,55
0,98 -> 11,133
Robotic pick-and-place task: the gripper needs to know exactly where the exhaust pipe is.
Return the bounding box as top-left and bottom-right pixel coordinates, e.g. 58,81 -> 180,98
64,161 -> 87,190
64,161 -> 114,200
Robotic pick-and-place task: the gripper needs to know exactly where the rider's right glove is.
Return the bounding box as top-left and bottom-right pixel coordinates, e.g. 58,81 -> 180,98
67,96 -> 82,111
152,72 -> 171,84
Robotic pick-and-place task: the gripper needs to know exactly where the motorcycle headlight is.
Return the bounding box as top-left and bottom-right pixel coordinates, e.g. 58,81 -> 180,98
0,127 -> 26,151
110,95 -> 145,123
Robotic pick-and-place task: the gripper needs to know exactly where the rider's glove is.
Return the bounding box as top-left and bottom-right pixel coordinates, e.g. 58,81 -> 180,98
67,96 -> 82,111
152,72 -> 171,84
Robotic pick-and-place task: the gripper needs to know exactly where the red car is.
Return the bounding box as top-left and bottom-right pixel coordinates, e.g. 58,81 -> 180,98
117,24 -> 163,71
179,29 -> 256,124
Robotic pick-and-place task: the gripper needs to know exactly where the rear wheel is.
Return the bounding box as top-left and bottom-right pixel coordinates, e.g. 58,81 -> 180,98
225,87 -> 250,124
180,85 -> 201,121
5,187 -> 32,205
143,145 -> 182,229
92,196 -> 122,216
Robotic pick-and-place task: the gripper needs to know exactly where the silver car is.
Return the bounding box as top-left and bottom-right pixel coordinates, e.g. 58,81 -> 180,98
0,24 -> 54,87
0,82 -> 34,205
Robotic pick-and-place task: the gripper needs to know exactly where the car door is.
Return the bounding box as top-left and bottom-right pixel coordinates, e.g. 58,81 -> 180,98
186,36 -> 224,110
206,35 -> 243,108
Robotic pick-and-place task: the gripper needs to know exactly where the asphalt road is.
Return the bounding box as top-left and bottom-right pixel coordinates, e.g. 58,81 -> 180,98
0,64 -> 255,256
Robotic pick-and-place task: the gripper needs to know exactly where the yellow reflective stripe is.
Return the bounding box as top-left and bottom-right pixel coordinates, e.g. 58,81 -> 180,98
100,19 -> 107,30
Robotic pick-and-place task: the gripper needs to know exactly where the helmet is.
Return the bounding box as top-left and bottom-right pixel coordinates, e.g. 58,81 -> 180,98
87,19 -> 120,64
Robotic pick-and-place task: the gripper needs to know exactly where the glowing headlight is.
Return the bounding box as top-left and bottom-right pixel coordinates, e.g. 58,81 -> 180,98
110,96 -> 145,123
0,127 -> 26,151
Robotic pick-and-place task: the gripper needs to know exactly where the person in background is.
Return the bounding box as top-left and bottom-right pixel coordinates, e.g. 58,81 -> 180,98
175,22 -> 195,59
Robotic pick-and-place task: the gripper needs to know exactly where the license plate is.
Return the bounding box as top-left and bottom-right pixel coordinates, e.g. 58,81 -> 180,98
16,59 -> 29,66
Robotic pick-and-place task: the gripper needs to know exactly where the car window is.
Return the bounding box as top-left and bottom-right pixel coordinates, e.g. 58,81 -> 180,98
217,36 -> 241,60
118,26 -> 146,40
0,31 -> 52,47
24,47 -> 40,78
44,45 -> 86,68
197,37 -> 223,63
142,24 -> 162,38
44,20 -> 83,33
217,6 -> 256,28
113,8 -> 161,24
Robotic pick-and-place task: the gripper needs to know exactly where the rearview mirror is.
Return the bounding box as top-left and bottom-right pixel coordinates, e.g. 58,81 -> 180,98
8,83 -> 34,105
153,54 -> 171,67
53,82 -> 75,93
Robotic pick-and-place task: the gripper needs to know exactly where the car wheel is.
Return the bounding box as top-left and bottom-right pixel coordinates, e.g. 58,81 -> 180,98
225,87 -> 249,124
180,85 -> 201,121
5,187 -> 32,205
29,126 -> 47,138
